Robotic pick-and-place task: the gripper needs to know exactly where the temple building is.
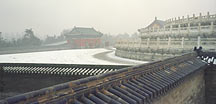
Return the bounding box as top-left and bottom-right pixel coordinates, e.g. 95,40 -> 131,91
115,12 -> 216,61
138,17 -> 165,31
65,27 -> 103,48
138,12 -> 216,39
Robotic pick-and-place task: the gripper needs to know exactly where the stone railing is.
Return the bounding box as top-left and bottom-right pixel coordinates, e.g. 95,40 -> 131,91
114,37 -> 216,61
120,12 -> 216,61
116,37 -> 216,50
139,12 -> 216,38
165,13 -> 216,24
140,25 -> 216,38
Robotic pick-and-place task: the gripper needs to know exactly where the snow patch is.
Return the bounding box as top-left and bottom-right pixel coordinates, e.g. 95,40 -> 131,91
0,48 -> 148,65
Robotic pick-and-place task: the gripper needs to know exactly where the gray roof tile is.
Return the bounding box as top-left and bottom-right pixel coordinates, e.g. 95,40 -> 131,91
66,27 -> 103,38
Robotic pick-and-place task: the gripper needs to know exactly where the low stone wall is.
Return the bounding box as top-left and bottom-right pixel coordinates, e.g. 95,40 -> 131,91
152,69 -> 205,104
205,65 -> 216,104
115,49 -> 178,61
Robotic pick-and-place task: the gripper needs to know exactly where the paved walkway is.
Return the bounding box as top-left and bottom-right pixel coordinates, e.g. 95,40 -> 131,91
93,49 -> 147,65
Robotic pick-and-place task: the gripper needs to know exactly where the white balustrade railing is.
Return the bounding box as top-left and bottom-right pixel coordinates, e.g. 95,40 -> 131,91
165,13 -> 216,24
140,25 -> 216,37
115,37 -> 216,52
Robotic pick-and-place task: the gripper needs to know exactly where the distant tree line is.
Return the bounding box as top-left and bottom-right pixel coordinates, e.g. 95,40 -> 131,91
0,28 -> 139,48
0,29 -> 42,48
44,35 -> 65,44
0,28 -> 68,49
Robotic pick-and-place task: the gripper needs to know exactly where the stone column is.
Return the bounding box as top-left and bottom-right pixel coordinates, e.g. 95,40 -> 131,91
139,39 -> 142,51
168,37 -> 171,48
128,40 -> 131,51
198,23 -> 201,33
147,38 -> 150,48
178,24 -> 181,34
211,22 -> 214,33
199,13 -> 202,20
157,37 -> 160,48
197,36 -> 201,48
207,12 -> 210,19
132,39 -> 135,51
181,37 -> 184,49
127,39 -> 130,51
187,15 -> 190,20
187,23 -> 190,34
170,25 -> 173,34
193,14 -> 195,20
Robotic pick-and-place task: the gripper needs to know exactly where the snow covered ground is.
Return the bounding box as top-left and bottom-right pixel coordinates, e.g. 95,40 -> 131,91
0,48 -> 147,65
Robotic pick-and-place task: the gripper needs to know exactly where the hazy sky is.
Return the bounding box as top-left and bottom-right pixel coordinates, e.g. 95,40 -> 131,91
0,0 -> 215,38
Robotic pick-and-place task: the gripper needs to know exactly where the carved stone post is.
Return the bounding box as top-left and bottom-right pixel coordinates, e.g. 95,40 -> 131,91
170,25 -> 173,34
211,22 -> 214,33
193,14 -> 195,20
147,38 -> 150,48
127,39 -> 130,51
181,37 -> 184,49
197,36 -> 201,48
187,23 -> 190,34
168,37 -> 171,48
198,23 -> 201,33
178,24 -> 181,34
199,13 -> 202,20
207,12 -> 210,19
187,15 -> 190,20
157,37 -> 160,48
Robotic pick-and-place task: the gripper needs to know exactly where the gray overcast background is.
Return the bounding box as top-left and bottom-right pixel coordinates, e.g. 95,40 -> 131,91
0,0 -> 216,38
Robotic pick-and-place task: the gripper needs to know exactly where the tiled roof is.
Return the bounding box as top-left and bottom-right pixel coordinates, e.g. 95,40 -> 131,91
0,52 -> 207,104
65,27 -> 103,38
145,19 -> 165,29
1,63 -> 129,76
138,18 -> 165,32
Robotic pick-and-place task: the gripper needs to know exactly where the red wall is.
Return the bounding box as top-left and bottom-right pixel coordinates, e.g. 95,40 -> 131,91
68,38 -> 101,48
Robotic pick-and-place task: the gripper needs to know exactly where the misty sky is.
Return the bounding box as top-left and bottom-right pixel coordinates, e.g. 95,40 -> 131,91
0,0 -> 216,38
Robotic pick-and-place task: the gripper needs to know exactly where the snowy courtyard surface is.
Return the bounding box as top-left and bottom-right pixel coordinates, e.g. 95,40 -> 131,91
0,48 -> 146,65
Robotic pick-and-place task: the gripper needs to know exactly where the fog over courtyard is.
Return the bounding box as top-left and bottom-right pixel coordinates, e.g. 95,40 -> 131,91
0,0 -> 215,39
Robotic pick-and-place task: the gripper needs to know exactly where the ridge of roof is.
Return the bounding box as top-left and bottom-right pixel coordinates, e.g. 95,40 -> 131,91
67,27 -> 103,37
145,19 -> 165,29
